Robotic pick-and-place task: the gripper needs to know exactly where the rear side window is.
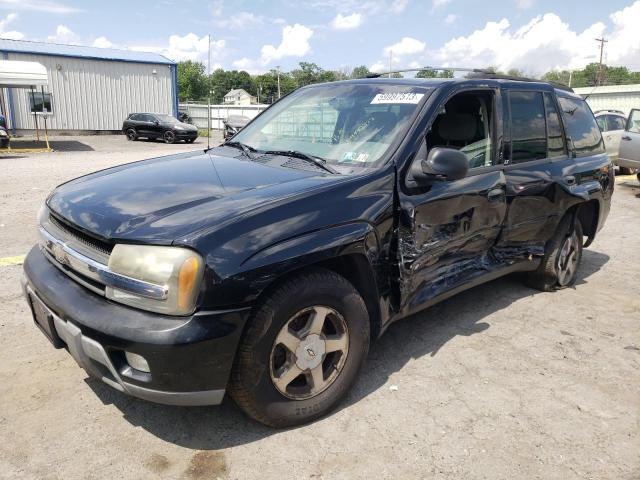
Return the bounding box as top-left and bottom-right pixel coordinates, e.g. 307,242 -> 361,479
509,91 -> 546,163
544,93 -> 566,159
129,114 -> 142,121
557,97 -> 605,156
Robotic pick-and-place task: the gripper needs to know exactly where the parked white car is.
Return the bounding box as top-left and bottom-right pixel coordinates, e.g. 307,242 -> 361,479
618,108 -> 640,176
594,110 -> 628,170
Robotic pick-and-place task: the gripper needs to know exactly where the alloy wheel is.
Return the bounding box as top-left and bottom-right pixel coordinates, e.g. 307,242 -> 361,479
164,131 -> 176,144
557,229 -> 580,286
270,306 -> 349,400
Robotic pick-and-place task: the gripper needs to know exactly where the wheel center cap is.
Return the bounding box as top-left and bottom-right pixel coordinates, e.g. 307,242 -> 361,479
295,334 -> 325,370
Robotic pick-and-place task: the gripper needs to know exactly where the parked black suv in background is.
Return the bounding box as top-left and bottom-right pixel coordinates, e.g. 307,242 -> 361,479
24,75 -> 612,428
122,112 -> 198,144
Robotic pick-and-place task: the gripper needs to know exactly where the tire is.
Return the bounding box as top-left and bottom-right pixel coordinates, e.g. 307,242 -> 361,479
229,268 -> 370,428
163,130 -> 176,144
186,138 -> 195,144
525,215 -> 583,291
125,128 -> 138,141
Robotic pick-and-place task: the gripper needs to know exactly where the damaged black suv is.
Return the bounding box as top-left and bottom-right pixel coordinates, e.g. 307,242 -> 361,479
23,74 -> 613,428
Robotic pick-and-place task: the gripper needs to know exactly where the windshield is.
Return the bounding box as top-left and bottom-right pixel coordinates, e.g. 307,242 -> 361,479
156,114 -> 180,123
232,83 -> 431,171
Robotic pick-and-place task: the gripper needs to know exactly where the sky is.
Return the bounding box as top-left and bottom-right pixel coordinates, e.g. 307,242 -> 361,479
0,0 -> 639,75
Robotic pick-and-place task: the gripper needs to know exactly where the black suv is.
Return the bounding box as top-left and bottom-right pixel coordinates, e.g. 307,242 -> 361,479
23,76 -> 613,427
122,112 -> 198,144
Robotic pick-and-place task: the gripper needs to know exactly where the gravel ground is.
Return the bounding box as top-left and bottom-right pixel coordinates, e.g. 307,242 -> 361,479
0,137 -> 638,480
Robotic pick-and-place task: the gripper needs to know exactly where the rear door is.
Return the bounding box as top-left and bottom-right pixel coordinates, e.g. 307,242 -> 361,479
619,109 -> 640,169
498,89 -> 573,253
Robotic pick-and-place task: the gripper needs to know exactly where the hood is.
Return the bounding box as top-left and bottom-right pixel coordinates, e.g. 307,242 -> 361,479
47,150 -> 338,243
168,121 -> 197,131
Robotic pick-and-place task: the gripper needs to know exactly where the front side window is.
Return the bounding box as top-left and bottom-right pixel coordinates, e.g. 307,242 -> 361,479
509,91 -> 546,163
596,116 -> 607,131
557,96 -> 605,156
425,90 -> 495,168
232,83 -> 431,172
628,110 -> 640,133
29,91 -> 53,114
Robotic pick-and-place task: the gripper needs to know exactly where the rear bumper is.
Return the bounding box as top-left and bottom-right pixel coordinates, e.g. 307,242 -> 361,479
22,246 -> 250,406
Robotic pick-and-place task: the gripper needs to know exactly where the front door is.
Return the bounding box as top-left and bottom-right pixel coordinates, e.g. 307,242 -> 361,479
397,88 -> 507,316
619,109 -> 640,170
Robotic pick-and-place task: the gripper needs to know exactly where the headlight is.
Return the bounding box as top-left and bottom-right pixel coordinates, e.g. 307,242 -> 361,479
173,125 -> 185,131
106,245 -> 204,315
0,130 -> 7,137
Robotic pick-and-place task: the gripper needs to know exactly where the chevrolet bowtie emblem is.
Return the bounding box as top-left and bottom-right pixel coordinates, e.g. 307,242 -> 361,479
306,347 -> 316,357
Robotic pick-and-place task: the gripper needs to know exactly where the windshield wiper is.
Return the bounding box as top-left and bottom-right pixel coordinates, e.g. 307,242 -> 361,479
263,150 -> 339,174
224,141 -> 257,159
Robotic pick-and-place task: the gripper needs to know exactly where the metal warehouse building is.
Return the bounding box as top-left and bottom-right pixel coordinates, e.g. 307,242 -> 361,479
0,39 -> 177,133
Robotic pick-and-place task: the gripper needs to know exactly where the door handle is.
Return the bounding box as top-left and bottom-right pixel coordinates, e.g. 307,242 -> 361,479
564,175 -> 576,185
621,135 -> 632,141
486,188 -> 505,202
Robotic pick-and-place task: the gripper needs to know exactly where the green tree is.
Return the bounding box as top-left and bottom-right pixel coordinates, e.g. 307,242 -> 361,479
351,65 -> 371,79
177,60 -> 208,102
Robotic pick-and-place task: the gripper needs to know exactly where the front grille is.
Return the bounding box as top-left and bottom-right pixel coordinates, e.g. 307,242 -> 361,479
49,214 -> 113,256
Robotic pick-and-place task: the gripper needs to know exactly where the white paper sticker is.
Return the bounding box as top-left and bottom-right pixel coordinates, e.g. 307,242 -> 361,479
371,92 -> 424,104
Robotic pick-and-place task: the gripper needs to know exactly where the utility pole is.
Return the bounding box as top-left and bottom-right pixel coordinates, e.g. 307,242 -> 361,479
595,37 -> 608,86
388,50 -> 393,78
276,66 -> 281,99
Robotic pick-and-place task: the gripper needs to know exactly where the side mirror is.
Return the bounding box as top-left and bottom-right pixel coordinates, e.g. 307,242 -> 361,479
154,120 -> 160,125
411,147 -> 469,182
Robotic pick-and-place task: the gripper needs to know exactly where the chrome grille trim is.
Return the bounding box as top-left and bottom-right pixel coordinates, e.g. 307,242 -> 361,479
39,227 -> 169,301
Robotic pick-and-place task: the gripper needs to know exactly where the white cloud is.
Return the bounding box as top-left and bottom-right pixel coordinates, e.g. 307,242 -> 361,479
0,0 -> 79,13
232,57 -> 251,69
431,13 -> 610,75
369,61 -> 386,73
210,0 -> 223,16
606,1 -> 640,69
216,11 -> 262,29
432,0 -> 451,9
444,13 -> 458,24
0,12 -> 22,39
47,24 -> 80,44
330,12 -> 362,30
260,23 -> 313,65
92,36 -> 113,49
516,0 -> 534,9
390,0 -> 408,13
384,36 -> 426,57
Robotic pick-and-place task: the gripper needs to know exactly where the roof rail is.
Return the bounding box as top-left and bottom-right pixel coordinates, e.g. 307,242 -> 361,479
465,72 -> 574,92
365,67 -> 492,78
365,67 -> 574,93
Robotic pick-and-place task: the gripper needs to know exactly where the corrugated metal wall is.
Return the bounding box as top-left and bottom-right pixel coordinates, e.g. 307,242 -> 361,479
574,85 -> 640,117
5,52 -> 174,131
179,103 -> 268,129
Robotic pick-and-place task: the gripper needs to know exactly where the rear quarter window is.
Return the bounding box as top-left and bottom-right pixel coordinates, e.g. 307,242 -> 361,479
557,96 -> 605,157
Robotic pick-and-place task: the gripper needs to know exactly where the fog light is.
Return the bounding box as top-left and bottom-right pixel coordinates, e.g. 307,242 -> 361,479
125,351 -> 150,373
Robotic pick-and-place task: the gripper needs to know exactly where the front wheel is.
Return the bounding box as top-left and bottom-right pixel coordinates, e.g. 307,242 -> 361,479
163,130 -> 176,144
229,268 -> 370,428
125,128 -> 138,141
525,215 -> 583,291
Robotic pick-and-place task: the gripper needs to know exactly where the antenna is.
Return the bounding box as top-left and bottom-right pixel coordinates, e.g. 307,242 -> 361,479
207,34 -> 211,151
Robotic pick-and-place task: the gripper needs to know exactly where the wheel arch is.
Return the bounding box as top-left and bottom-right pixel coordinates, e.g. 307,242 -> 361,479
572,199 -> 599,247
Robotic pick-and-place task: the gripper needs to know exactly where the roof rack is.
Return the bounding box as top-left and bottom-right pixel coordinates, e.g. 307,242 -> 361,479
366,67 -> 574,93
365,67 -> 491,78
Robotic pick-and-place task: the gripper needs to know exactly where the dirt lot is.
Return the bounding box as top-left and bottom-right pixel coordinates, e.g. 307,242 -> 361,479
0,136 -> 638,480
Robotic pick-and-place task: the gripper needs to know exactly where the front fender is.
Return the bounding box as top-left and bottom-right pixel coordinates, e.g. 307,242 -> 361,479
204,222 -> 380,308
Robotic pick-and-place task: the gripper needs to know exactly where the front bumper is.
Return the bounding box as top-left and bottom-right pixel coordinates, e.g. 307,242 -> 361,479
22,246 -> 250,406
175,130 -> 198,139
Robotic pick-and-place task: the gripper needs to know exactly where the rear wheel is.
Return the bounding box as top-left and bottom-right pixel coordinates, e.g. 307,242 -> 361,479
163,130 -> 176,144
125,128 -> 137,141
525,215 -> 583,291
229,268 -> 370,428
619,166 -> 636,175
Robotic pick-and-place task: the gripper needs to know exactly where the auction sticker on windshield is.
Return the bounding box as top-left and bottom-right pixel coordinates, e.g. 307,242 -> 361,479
371,92 -> 424,104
